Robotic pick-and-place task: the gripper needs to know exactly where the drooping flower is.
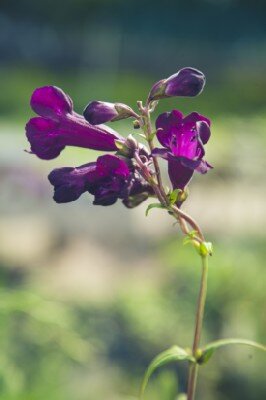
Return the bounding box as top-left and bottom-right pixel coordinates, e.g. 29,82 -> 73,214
153,110 -> 212,190
83,101 -> 136,125
148,68 -> 205,101
26,86 -> 124,160
48,154 -> 153,207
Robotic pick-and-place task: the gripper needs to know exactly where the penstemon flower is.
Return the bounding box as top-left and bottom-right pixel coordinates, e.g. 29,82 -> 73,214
26,86 -> 124,159
25,67 -> 266,400
48,154 -> 152,206
153,110 -> 212,190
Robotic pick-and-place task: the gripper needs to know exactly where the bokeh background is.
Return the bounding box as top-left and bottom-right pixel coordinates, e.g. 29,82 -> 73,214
0,1 -> 266,399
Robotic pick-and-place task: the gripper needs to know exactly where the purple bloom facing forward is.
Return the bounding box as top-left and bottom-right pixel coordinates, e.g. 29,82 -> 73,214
148,68 -> 205,101
153,110 -> 212,189
26,86 -> 124,160
48,154 -> 153,207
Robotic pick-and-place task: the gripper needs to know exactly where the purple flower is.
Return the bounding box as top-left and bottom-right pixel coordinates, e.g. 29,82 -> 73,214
83,101 -> 136,125
153,110 -> 212,190
148,68 -> 205,101
48,154 -> 152,207
26,86 -> 124,160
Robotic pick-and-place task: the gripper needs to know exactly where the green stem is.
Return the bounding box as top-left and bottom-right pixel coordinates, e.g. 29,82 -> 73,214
187,255 -> 209,400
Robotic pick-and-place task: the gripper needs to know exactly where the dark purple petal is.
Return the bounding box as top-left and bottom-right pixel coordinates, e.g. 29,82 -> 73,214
151,148 -> 169,160
168,157 -> 194,190
85,155 -> 131,206
83,101 -> 134,125
178,156 -> 201,170
83,101 -> 118,125
165,68 -> 206,97
26,114 -> 124,159
156,110 -> 183,131
93,193 -> 118,206
26,117 -> 64,160
96,154 -> 130,177
155,110 -> 183,148
48,163 -> 96,203
31,86 -> 73,120
122,172 -> 154,208
196,121 -> 211,144
182,112 -> 210,130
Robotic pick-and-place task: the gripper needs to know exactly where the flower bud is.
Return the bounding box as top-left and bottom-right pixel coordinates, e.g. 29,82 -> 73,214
115,134 -> 143,158
123,192 -> 149,208
83,101 -> 135,125
148,68 -> 206,101
133,119 -> 141,129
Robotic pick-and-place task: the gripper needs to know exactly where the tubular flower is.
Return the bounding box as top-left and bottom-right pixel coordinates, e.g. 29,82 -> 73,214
153,110 -> 212,190
48,154 -> 153,207
26,86 -> 123,160
148,68 -> 205,101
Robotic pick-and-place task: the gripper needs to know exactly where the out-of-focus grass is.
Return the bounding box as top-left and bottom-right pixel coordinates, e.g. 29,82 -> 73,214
1,66 -> 266,123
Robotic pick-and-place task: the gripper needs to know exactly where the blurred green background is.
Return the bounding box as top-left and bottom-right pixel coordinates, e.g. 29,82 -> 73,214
0,0 -> 265,399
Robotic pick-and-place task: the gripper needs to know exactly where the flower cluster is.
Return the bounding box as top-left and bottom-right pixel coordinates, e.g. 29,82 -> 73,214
25,67 -> 212,208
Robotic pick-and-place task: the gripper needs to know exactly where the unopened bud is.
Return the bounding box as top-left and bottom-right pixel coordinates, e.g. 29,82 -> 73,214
133,119 -> 141,129
148,68 -> 206,101
83,101 -> 135,125
115,135 -> 139,158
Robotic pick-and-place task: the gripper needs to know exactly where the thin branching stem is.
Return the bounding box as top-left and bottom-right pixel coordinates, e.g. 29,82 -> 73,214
187,255 -> 209,400
135,102 -> 209,400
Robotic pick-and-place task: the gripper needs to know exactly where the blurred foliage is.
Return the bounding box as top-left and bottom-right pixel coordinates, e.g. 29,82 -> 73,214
1,67 -> 266,123
0,236 -> 265,399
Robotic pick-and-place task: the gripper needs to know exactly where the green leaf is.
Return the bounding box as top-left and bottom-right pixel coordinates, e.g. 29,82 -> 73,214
139,346 -> 195,399
198,338 -> 266,365
145,203 -> 166,216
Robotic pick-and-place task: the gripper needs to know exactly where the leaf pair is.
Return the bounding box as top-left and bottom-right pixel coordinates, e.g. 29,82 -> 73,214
140,339 -> 266,398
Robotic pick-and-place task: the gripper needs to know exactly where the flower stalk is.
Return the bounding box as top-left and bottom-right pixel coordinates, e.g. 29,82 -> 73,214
187,255 -> 209,400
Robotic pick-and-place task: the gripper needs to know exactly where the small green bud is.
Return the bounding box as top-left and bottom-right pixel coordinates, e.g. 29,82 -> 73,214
198,241 -> 213,257
133,119 -> 141,129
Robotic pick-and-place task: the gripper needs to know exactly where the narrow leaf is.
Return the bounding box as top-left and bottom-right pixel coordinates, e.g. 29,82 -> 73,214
140,346 -> 195,399
145,203 -> 166,217
199,338 -> 266,364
